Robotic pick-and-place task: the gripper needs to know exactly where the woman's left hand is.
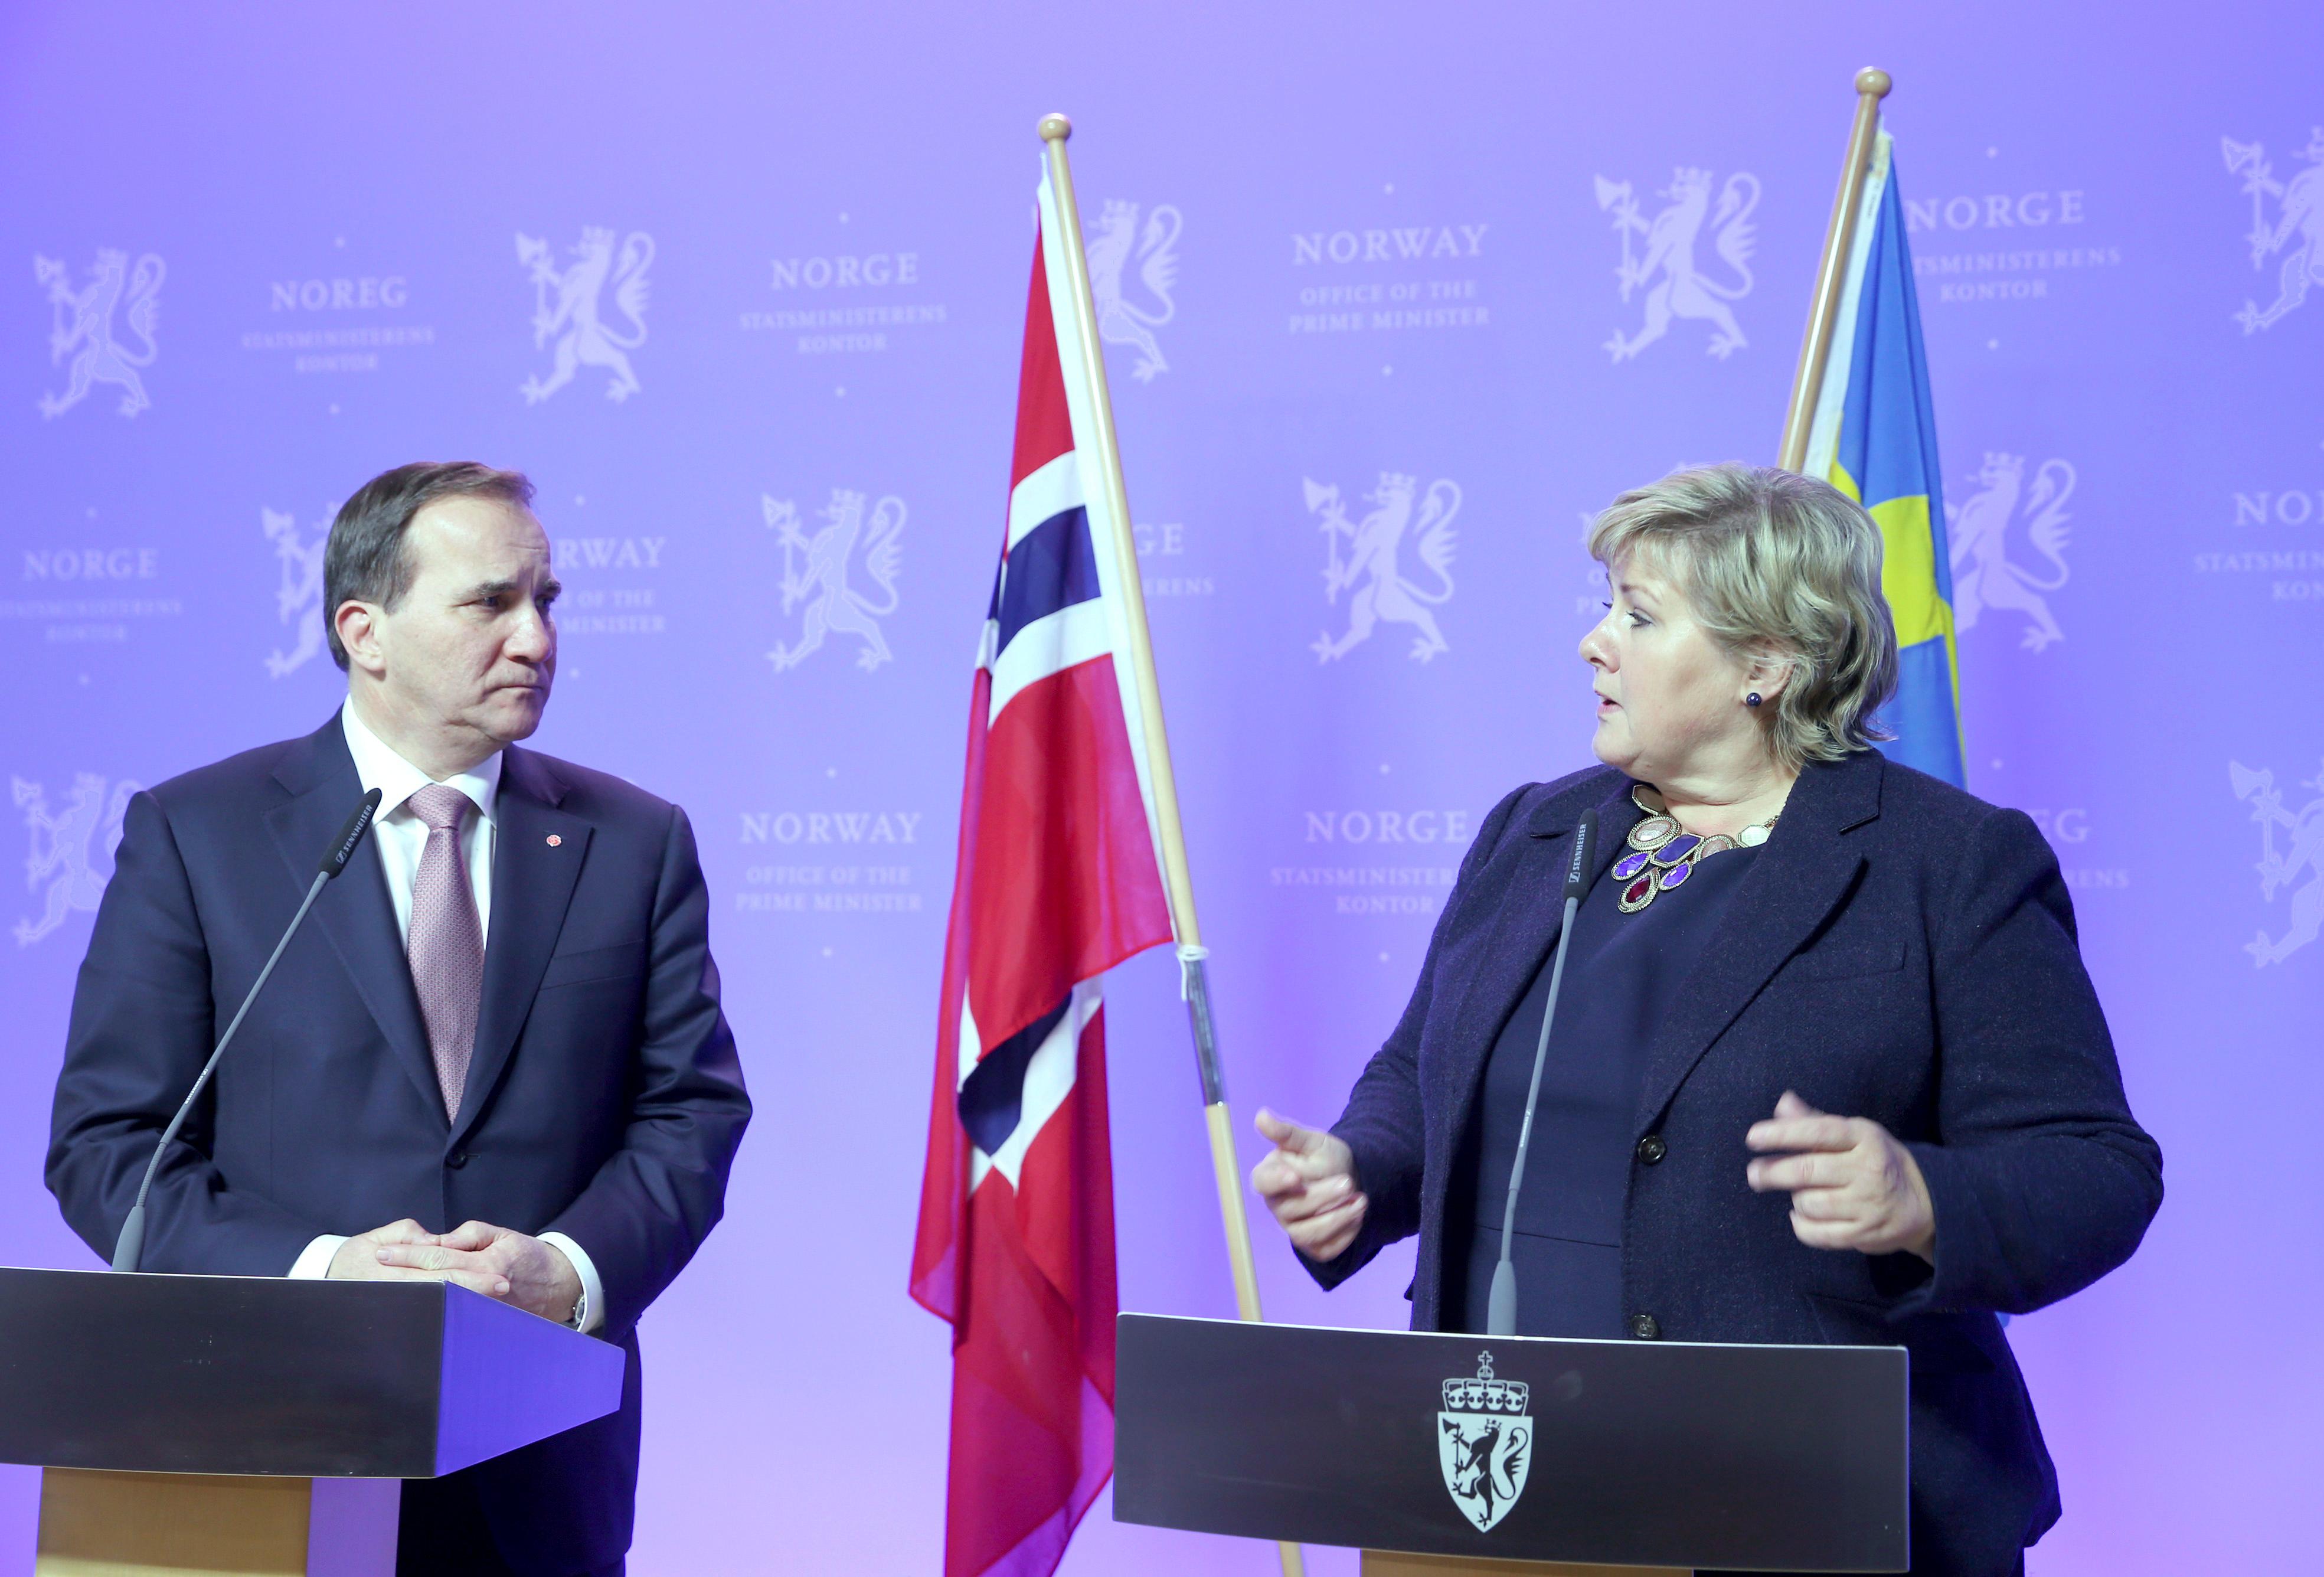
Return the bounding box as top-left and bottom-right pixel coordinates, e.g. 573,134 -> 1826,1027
1746,1091 -> 1936,1263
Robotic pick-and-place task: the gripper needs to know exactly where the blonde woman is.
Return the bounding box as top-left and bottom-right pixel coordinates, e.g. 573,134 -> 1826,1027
1252,463 -> 2159,1577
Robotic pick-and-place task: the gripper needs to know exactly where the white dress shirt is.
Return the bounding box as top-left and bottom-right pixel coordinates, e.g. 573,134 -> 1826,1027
286,700 -> 605,1333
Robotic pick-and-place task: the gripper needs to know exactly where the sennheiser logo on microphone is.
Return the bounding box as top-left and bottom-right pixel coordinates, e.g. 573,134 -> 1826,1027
320,789 -> 383,880
1564,808 -> 1599,896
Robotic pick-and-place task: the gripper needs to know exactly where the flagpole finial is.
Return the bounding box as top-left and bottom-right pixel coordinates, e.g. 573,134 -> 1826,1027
1780,67 -> 1897,470
1038,113 -> 1073,142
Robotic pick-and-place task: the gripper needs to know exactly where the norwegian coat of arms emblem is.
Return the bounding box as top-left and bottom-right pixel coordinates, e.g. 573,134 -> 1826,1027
763,489 -> 905,672
1438,1351 -> 1532,1532
2222,129 -> 2323,334
34,249 -> 165,418
515,227 -> 654,403
262,505 -> 333,678
1087,198 -> 1180,383
2230,759 -> 2324,967
1593,168 -> 1758,361
1306,472 -> 1459,664
11,774 -> 139,946
1947,453 -> 2076,652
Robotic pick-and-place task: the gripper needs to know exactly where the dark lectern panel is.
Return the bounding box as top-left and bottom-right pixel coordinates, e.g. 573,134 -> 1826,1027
0,1268 -> 443,1477
1115,1314 -> 1908,1573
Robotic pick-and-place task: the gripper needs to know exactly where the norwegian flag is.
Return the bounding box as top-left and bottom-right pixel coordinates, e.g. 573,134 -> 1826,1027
910,169 -> 1174,1577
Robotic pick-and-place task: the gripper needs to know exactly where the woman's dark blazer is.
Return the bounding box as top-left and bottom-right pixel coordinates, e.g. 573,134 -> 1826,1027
1306,748 -> 2161,1576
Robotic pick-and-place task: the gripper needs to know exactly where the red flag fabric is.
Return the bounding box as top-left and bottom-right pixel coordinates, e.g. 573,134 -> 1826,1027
911,178 -> 1174,1577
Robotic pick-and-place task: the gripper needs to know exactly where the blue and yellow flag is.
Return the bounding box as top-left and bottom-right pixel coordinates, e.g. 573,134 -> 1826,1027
1805,133 -> 1963,786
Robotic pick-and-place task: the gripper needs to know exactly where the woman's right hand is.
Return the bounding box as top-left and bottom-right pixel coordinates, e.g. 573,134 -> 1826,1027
1251,1108 -> 1368,1262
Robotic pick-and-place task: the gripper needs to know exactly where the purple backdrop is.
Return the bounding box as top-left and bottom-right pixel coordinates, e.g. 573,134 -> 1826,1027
3,4 -> 2320,1572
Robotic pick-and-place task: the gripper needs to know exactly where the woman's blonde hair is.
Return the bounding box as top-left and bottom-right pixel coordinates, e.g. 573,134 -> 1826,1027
1587,463 -> 1899,772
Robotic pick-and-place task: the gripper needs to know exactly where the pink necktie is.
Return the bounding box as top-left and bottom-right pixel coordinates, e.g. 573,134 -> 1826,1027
406,785 -> 483,1119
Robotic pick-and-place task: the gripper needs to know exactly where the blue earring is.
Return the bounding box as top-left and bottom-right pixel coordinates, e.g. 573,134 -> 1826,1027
1745,692 -> 1763,708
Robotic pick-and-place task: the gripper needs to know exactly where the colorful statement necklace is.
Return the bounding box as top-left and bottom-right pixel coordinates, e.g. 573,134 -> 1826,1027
1612,783 -> 1776,913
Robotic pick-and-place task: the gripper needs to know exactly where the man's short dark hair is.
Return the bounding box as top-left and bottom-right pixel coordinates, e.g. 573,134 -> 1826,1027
323,461 -> 536,670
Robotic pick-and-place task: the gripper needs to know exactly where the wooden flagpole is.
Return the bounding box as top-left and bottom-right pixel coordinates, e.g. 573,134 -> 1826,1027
1038,113 -> 1303,1577
1778,67 -> 1891,472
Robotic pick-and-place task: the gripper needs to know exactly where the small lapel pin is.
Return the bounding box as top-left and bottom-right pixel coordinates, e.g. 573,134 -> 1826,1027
546,834 -> 563,847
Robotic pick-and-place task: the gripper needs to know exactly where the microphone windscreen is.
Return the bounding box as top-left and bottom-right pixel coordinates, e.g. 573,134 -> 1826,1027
319,789 -> 384,879
1564,807 -> 1599,903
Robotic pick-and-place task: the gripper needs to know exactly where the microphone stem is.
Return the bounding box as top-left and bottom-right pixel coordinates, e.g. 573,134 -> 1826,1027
113,866 -> 331,1272
1501,891 -> 1580,1252
1489,892 -> 1581,1336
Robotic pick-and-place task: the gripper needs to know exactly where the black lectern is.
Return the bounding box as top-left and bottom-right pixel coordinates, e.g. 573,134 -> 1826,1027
0,1266 -> 625,1577
1114,1314 -> 1909,1576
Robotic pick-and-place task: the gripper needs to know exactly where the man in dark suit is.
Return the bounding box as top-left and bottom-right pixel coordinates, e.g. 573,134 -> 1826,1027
48,461 -> 751,1577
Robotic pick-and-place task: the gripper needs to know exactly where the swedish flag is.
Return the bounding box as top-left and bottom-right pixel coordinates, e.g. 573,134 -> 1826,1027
1806,133 -> 1963,786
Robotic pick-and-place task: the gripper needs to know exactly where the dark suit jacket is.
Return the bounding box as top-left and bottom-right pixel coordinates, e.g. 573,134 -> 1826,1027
1309,750 -> 2160,1577
48,715 -> 752,1577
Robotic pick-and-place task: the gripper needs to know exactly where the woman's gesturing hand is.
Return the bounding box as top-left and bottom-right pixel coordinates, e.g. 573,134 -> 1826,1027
1746,1090 -> 1937,1263
1251,1108 -> 1368,1263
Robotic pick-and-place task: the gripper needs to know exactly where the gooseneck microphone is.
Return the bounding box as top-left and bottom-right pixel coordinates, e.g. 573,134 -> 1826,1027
1486,807 -> 1597,1338
110,789 -> 382,1274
